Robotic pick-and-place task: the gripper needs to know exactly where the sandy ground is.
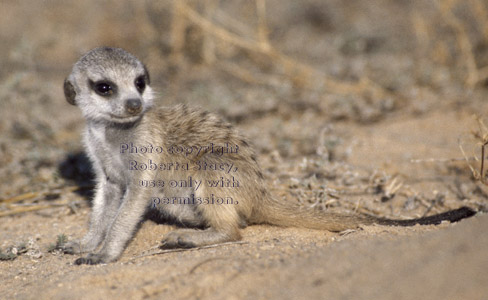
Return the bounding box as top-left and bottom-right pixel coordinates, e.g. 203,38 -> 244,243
1,208 -> 487,300
1,0 -> 488,299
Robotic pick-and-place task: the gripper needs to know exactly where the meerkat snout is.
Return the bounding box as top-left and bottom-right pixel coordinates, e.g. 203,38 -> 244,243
125,98 -> 142,115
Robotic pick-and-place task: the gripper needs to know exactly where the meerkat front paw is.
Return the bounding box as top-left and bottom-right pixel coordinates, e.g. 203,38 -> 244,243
74,253 -> 111,265
62,238 -> 100,254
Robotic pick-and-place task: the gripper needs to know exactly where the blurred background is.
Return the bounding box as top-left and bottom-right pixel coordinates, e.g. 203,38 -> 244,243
1,0 -> 488,217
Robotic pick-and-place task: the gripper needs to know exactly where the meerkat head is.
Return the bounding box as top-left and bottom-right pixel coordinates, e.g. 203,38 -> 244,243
64,47 -> 153,124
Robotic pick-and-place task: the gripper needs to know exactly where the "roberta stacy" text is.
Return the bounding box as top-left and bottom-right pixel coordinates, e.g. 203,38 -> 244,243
129,160 -> 238,173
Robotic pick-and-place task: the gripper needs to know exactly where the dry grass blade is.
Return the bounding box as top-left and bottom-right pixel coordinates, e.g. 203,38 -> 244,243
179,2 -> 262,53
0,205 -> 55,217
1,192 -> 38,204
170,0 -> 188,63
475,116 -> 488,184
131,241 -> 249,261
459,140 -> 479,180
0,186 -> 84,217
436,0 -> 488,87
175,0 -> 391,99
202,0 -> 217,64
458,116 -> 488,185
384,177 -> 403,198
410,157 -> 475,163
255,0 -> 270,49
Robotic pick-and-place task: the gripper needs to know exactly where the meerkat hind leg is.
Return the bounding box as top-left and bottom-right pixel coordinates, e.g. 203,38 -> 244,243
162,198 -> 242,248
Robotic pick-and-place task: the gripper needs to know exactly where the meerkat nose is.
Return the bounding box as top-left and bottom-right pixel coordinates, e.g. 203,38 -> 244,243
125,98 -> 142,114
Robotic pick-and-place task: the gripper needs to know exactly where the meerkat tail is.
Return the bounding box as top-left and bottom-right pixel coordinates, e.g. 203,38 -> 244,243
373,206 -> 476,226
257,199 -> 476,232
255,199 -> 374,231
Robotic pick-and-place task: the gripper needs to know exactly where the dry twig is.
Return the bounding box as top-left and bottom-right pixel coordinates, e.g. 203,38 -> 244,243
0,185 -> 85,217
459,116 -> 488,185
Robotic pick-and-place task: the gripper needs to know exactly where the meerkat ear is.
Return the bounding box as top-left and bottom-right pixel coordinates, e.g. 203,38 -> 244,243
64,78 -> 77,105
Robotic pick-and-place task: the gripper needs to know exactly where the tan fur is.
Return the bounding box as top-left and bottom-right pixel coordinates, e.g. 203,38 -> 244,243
62,47 -> 475,265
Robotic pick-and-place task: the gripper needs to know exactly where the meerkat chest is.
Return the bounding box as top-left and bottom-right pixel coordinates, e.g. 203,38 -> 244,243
85,124 -> 130,185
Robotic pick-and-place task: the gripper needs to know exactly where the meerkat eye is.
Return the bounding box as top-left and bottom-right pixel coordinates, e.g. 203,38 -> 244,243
90,80 -> 115,97
95,82 -> 113,95
135,76 -> 146,93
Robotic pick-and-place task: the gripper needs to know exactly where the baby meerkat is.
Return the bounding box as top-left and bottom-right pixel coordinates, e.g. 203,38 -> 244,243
62,47 -> 475,265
